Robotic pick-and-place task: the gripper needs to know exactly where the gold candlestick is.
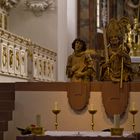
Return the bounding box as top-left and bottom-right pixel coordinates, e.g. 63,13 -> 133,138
52,109 -> 61,130
129,110 -> 138,133
88,109 -> 97,130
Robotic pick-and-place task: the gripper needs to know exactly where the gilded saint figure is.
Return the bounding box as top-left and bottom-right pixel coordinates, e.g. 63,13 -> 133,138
66,38 -> 96,82
100,19 -> 134,82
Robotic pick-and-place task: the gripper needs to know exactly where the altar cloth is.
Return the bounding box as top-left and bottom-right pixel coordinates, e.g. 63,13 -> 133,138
16,131 -> 135,140
45,131 -> 132,137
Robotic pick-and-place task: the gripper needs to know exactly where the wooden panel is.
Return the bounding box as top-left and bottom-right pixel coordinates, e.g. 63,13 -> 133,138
102,82 -> 129,118
67,82 -> 90,110
0,91 -> 15,100
0,132 -> 3,140
0,111 -> 12,121
0,82 -> 140,96
0,83 -> 15,91
130,82 -> 140,92
0,101 -> 15,111
15,82 -> 68,91
14,82 -> 140,92
15,82 -> 100,92
0,83 -> 15,140
0,121 -> 8,131
90,82 -> 102,91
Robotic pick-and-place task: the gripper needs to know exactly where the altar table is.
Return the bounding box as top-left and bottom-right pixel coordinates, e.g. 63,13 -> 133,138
16,131 -> 137,140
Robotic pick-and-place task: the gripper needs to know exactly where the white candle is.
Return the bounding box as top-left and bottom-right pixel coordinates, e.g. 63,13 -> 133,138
114,114 -> 120,128
89,103 -> 94,110
131,102 -> 136,111
54,101 -> 58,110
36,114 -> 41,126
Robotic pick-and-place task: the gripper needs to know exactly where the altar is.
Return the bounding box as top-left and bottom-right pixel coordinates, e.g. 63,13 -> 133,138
16,131 -> 136,140
1,82 -> 140,140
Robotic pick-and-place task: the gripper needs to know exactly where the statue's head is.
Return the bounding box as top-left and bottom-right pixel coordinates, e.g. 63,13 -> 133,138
72,38 -> 87,51
106,19 -> 123,45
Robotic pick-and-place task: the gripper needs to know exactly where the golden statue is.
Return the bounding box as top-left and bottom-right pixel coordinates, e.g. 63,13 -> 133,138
100,18 -> 134,83
66,38 -> 96,82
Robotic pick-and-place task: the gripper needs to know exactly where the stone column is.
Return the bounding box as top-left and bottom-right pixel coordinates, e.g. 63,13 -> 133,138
57,0 -> 77,81
0,8 -> 8,29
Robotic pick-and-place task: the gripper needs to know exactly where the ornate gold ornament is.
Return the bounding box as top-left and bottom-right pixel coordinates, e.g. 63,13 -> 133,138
20,49 -> 27,77
33,53 -> 38,79
9,49 -> 13,68
0,0 -> 20,11
15,50 -> 20,70
0,13 -> 2,28
25,0 -> 55,16
2,46 -> 7,67
8,45 -> 15,74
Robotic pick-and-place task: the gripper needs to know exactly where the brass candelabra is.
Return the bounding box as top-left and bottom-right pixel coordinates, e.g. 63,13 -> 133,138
52,109 -> 61,130
129,110 -> 138,133
88,109 -> 97,131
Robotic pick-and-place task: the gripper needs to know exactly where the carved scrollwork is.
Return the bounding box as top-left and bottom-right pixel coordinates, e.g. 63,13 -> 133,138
0,0 -> 20,11
25,0 -> 55,16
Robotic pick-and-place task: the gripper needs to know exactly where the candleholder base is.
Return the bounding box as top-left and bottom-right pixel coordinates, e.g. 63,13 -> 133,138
52,109 -> 61,130
111,128 -> 124,136
129,110 -> 138,133
31,127 -> 44,135
88,109 -> 97,131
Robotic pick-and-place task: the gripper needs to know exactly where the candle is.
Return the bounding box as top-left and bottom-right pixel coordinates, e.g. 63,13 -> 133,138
36,114 -> 41,126
89,103 -> 94,110
114,114 -> 120,128
131,102 -> 136,111
54,101 -> 58,110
